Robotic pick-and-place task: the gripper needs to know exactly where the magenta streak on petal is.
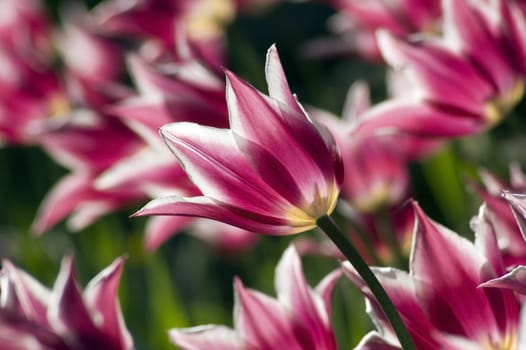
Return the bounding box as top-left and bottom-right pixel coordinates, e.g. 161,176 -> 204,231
83,257 -> 132,350
160,123 -> 294,216
411,202 -> 500,342
378,31 -> 493,115
234,278 -> 302,350
225,70 -> 337,204
133,196 -> 298,235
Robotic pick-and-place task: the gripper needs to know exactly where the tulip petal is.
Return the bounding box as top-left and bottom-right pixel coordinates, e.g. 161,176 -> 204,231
265,44 -> 302,114
354,332 -> 400,350
353,100 -> 482,139
144,215 -> 193,251
275,246 -> 338,349
343,264 -> 442,349
502,192 -> 526,241
480,266 -> 526,295
378,31 -> 493,115
48,257 -> 103,345
84,257 -> 133,350
1,260 -> 50,324
32,173 -> 92,235
160,122 -> 293,216
411,202 -> 501,341
233,277 -> 302,350
225,70 -> 338,203
134,195 -> 305,235
170,325 -> 245,350
442,0 -> 513,93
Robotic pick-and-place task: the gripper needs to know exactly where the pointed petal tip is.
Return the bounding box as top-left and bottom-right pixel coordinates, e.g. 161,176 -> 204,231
265,44 -> 279,61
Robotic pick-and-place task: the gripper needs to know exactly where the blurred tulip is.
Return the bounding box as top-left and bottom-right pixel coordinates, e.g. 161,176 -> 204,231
170,245 -> 340,349
92,0 -> 235,67
306,0 -> 441,61
0,0 -> 64,145
33,109 -> 143,234
353,0 -> 526,140
0,257 -> 133,350
472,164 -> 526,267
98,38 -> 261,251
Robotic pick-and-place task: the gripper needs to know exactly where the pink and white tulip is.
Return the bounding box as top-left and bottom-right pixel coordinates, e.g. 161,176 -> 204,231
0,257 -> 133,350
472,164 -> 526,266
134,45 -> 343,235
346,202 -> 523,349
310,0 -> 441,61
98,39 -> 259,250
170,245 -> 340,349
353,0 -> 526,141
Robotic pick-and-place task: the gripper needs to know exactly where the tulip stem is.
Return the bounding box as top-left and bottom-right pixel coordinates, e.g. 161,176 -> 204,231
317,215 -> 416,350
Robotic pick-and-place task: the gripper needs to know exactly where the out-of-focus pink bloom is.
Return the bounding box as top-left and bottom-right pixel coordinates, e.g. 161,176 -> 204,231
33,110 -> 144,234
97,38 -> 259,251
353,0 -> 526,140
31,13 -> 146,234
134,45 -> 343,235
346,202 -> 523,349
503,191 -> 526,242
56,15 -> 128,111
170,245 -> 340,349
0,0 -> 52,63
312,82 -> 409,213
0,257 -> 133,350
0,47 -> 65,145
0,0 -> 66,145
471,163 -> 526,267
92,0 -> 236,66
308,0 -> 441,61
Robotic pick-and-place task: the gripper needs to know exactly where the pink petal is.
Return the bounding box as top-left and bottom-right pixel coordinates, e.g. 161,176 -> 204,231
502,192 -> 526,241
225,69 -> 339,207
264,44 -> 302,114
1,260 -> 50,324
32,173 -> 92,235
169,325 -> 245,350
133,195 -> 300,235
314,269 -> 343,318
144,215 -> 194,251
472,205 -> 505,276
159,122 -> 293,216
353,100 -> 482,139
233,278 -> 302,349
47,257 -> 104,346
354,331 -> 400,350
83,257 -> 133,350
411,202 -> 503,341
274,246 -> 338,349
342,80 -> 371,122
442,0 -> 514,94
343,264 -> 442,349
377,31 -> 493,116
480,266 -> 526,295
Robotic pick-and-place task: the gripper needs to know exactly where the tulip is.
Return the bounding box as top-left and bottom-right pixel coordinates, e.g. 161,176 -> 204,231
346,202 -> 522,349
0,257 -> 133,350
170,245 -> 340,350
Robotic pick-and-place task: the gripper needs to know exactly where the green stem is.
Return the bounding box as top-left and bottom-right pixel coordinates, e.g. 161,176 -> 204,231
317,215 -> 416,350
